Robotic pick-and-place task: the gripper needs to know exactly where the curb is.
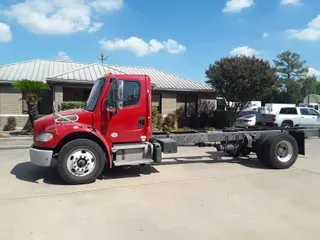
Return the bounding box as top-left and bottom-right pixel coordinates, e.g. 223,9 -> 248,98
0,137 -> 33,150
0,145 -> 31,150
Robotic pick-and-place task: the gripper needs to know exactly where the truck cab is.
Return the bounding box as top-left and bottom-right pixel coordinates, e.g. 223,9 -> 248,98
29,74 -> 162,184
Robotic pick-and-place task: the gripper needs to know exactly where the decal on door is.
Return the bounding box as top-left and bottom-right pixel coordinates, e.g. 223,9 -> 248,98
141,136 -> 146,141
111,132 -> 118,138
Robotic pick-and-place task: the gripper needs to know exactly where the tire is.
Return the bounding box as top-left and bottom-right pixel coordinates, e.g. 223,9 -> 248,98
254,133 -> 279,164
261,134 -> 298,169
57,139 -> 107,185
281,122 -> 293,128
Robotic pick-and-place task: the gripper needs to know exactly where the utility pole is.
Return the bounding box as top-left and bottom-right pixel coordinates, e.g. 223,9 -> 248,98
97,53 -> 109,64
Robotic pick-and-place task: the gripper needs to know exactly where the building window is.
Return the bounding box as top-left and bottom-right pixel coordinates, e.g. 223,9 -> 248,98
176,94 -> 197,116
63,87 -> 92,102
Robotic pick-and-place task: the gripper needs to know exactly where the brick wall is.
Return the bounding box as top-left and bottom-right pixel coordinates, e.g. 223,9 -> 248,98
0,84 -> 22,115
161,92 -> 177,117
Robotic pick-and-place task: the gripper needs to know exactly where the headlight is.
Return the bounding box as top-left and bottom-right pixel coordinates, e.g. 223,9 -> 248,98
36,133 -> 54,142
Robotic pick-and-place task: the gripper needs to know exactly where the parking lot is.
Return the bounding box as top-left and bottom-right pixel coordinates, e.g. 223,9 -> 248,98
1,139 -> 320,240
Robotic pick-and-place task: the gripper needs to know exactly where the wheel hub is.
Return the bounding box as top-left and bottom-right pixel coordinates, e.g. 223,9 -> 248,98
77,158 -> 87,168
67,149 -> 96,177
275,140 -> 293,163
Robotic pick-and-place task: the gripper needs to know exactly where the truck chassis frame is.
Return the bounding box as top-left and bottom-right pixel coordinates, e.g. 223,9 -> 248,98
147,126 -> 320,170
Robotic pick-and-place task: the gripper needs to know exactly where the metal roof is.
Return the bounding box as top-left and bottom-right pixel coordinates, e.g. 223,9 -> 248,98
0,59 -> 87,83
0,59 -> 213,92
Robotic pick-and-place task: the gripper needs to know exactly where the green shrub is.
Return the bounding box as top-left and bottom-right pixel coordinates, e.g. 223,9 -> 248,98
175,127 -> 193,132
60,101 -> 85,111
212,110 -> 229,129
175,107 -> 187,128
162,113 -> 178,131
3,117 -> 17,131
152,106 -> 163,131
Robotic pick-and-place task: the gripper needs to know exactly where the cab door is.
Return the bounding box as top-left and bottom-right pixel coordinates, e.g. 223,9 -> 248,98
102,75 -> 148,143
299,108 -> 314,126
307,108 -> 320,126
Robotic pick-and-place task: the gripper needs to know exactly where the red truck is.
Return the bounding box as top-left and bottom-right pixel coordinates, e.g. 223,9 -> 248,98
29,74 -> 316,184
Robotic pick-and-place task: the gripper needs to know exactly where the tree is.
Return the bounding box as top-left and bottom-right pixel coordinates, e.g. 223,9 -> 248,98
273,50 -> 309,82
300,76 -> 318,98
270,50 -> 310,104
286,80 -> 303,104
12,79 -> 50,129
205,55 -> 278,126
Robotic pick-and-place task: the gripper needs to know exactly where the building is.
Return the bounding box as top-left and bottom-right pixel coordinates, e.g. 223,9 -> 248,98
0,59 -> 216,129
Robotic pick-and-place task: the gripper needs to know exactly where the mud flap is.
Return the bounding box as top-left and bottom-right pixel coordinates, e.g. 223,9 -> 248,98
289,130 -> 305,155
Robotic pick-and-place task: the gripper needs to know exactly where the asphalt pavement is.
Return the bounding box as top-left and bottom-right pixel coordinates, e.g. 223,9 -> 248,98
0,139 -> 320,240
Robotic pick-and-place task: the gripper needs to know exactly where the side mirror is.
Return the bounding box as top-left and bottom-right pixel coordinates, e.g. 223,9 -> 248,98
116,80 -> 124,110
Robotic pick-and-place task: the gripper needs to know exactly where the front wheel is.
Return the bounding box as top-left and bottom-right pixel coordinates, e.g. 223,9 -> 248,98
57,139 -> 107,184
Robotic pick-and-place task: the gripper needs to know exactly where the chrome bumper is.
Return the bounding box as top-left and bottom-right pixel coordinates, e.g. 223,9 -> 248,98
29,146 -> 53,167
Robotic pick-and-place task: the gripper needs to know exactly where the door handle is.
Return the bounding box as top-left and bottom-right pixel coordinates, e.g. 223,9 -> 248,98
138,117 -> 145,129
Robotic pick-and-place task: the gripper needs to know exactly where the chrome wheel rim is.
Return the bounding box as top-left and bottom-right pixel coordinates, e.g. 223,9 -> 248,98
275,140 -> 293,163
67,149 -> 96,176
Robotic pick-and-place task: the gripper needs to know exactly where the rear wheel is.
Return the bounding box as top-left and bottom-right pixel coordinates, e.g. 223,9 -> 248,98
57,139 -> 107,184
281,122 -> 293,128
254,133 -> 278,165
260,134 -> 298,169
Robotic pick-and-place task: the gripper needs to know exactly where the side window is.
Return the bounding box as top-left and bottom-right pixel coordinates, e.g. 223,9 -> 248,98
105,81 -> 140,109
280,108 -> 297,115
309,108 -> 319,116
300,108 -> 310,115
123,81 -> 140,107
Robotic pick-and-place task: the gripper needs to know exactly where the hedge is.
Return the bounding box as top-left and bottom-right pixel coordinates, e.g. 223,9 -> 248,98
60,101 -> 85,111
151,105 -> 229,131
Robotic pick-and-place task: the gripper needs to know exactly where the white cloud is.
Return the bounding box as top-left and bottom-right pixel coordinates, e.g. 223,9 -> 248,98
56,51 -> 71,61
91,0 -> 124,11
287,15 -> 320,40
229,46 -> 260,57
2,0 -> 123,35
99,37 -> 186,56
263,32 -> 269,38
0,22 -> 12,43
88,22 -> 104,33
163,39 -> 186,53
281,0 -> 302,6
223,0 -> 254,13
308,67 -> 320,77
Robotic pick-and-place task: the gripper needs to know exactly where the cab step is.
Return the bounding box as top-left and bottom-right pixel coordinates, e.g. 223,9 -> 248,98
113,159 -> 153,167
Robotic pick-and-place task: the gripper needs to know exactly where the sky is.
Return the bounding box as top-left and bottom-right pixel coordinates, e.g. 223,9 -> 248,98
0,0 -> 320,83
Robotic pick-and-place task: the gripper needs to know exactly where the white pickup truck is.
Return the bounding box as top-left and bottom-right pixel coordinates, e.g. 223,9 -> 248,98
256,107 -> 320,128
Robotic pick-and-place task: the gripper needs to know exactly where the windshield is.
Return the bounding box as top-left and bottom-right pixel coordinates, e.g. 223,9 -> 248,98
242,114 -> 256,118
84,78 -> 105,111
239,110 -> 257,117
